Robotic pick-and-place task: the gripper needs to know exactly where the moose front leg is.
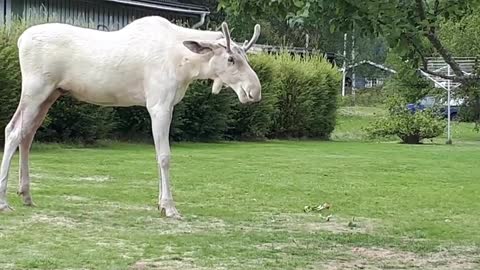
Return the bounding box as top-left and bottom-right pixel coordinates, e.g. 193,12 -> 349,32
148,104 -> 181,219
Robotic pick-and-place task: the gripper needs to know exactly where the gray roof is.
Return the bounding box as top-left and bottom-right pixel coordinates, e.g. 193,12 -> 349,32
340,60 -> 397,74
104,0 -> 210,15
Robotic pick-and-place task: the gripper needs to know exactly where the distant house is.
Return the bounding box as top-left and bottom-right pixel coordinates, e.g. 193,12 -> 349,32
1,0 -> 209,30
340,60 -> 397,93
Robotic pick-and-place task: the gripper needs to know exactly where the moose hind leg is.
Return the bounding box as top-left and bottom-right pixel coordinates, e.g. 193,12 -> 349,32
18,91 -> 61,206
0,109 -> 23,211
0,78 -> 56,212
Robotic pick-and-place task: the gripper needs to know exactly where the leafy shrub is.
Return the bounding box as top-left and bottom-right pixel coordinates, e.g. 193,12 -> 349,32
170,81 -> 234,142
35,96 -> 115,144
112,106 -> 152,142
0,26 -> 23,145
365,96 -> 445,144
364,54 -> 446,144
337,86 -> 387,107
271,53 -> 340,139
226,53 -> 277,140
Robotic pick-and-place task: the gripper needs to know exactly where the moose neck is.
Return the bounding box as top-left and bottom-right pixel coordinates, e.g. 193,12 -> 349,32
180,53 -> 216,83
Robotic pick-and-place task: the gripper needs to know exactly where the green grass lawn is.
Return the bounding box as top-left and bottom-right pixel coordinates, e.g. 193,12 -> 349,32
0,107 -> 479,269
332,106 -> 480,144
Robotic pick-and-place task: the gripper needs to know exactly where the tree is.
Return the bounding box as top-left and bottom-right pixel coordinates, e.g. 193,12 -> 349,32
439,8 -> 480,57
218,0 -> 480,85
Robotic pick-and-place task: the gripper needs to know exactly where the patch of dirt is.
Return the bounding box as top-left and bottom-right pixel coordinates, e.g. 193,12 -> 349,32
322,246 -> 480,270
94,239 -> 144,260
130,258 -> 213,270
30,213 -> 78,228
104,202 -> 157,211
138,216 -> 228,235
0,263 -> 15,270
30,173 -> 47,179
74,175 -> 110,182
61,195 -> 89,202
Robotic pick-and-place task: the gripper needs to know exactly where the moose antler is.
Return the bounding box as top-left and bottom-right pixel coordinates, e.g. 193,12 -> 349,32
243,24 -> 261,52
221,22 -> 232,52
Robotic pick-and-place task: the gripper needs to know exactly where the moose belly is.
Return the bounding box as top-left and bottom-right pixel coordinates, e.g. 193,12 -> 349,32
61,82 -> 146,107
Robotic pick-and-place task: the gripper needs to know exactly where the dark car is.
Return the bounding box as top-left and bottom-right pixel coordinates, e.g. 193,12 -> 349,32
406,96 -> 462,119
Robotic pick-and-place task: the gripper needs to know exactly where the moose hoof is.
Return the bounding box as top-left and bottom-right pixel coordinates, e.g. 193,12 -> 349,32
0,203 -> 14,212
23,200 -> 36,207
18,192 -> 35,207
158,201 -> 182,220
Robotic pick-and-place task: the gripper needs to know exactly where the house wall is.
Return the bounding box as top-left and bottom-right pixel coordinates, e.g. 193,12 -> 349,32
7,0 -> 193,30
0,0 -> 4,25
1,0 -> 12,25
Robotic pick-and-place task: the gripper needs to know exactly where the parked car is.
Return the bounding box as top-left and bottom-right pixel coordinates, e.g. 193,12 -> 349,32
406,96 -> 463,119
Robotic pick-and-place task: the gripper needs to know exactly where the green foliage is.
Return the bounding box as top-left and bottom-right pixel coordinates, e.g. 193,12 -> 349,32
457,86 -> 480,124
112,106 -> 152,142
364,59 -> 445,144
385,52 -> 443,102
219,0 -> 479,77
337,87 -> 387,107
365,96 -> 445,144
226,54 -> 277,140
171,81 -> 234,142
270,53 -> 340,139
439,9 -> 480,125
36,96 -> 116,144
439,6 -> 480,57
0,26 -> 23,145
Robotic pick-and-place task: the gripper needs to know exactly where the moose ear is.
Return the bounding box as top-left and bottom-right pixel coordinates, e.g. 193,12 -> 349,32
183,40 -> 224,54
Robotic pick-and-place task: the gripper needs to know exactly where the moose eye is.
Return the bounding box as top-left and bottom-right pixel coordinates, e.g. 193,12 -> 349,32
227,56 -> 235,64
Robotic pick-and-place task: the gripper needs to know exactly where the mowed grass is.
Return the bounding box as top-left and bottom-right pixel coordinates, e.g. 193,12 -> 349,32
332,106 -> 480,144
0,108 -> 479,269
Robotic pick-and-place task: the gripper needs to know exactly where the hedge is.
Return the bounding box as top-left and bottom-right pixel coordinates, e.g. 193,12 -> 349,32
274,54 -> 340,139
0,20 -> 341,145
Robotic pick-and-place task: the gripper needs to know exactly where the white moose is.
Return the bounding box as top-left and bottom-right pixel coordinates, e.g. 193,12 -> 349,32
0,16 -> 262,219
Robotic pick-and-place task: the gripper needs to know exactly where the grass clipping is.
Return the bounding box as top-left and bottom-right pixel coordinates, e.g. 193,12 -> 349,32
303,202 -> 332,221
304,202 -> 360,229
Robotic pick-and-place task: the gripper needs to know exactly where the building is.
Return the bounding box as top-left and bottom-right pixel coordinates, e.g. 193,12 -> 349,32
340,60 -> 397,93
1,0 -> 209,30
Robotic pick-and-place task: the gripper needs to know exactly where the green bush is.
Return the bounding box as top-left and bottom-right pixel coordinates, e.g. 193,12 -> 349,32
170,81 -> 234,142
226,53 -> 277,140
365,96 -> 445,144
35,96 -> 115,144
363,55 -> 446,144
112,106 -> 152,142
337,86 -> 387,107
271,53 -> 340,139
0,26 -> 23,145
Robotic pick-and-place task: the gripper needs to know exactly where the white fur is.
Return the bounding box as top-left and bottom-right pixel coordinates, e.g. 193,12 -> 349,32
0,16 -> 262,218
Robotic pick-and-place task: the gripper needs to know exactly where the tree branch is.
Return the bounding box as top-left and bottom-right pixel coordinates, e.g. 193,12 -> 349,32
419,67 -> 480,85
404,34 -> 427,69
425,31 -> 465,77
414,0 -> 465,78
